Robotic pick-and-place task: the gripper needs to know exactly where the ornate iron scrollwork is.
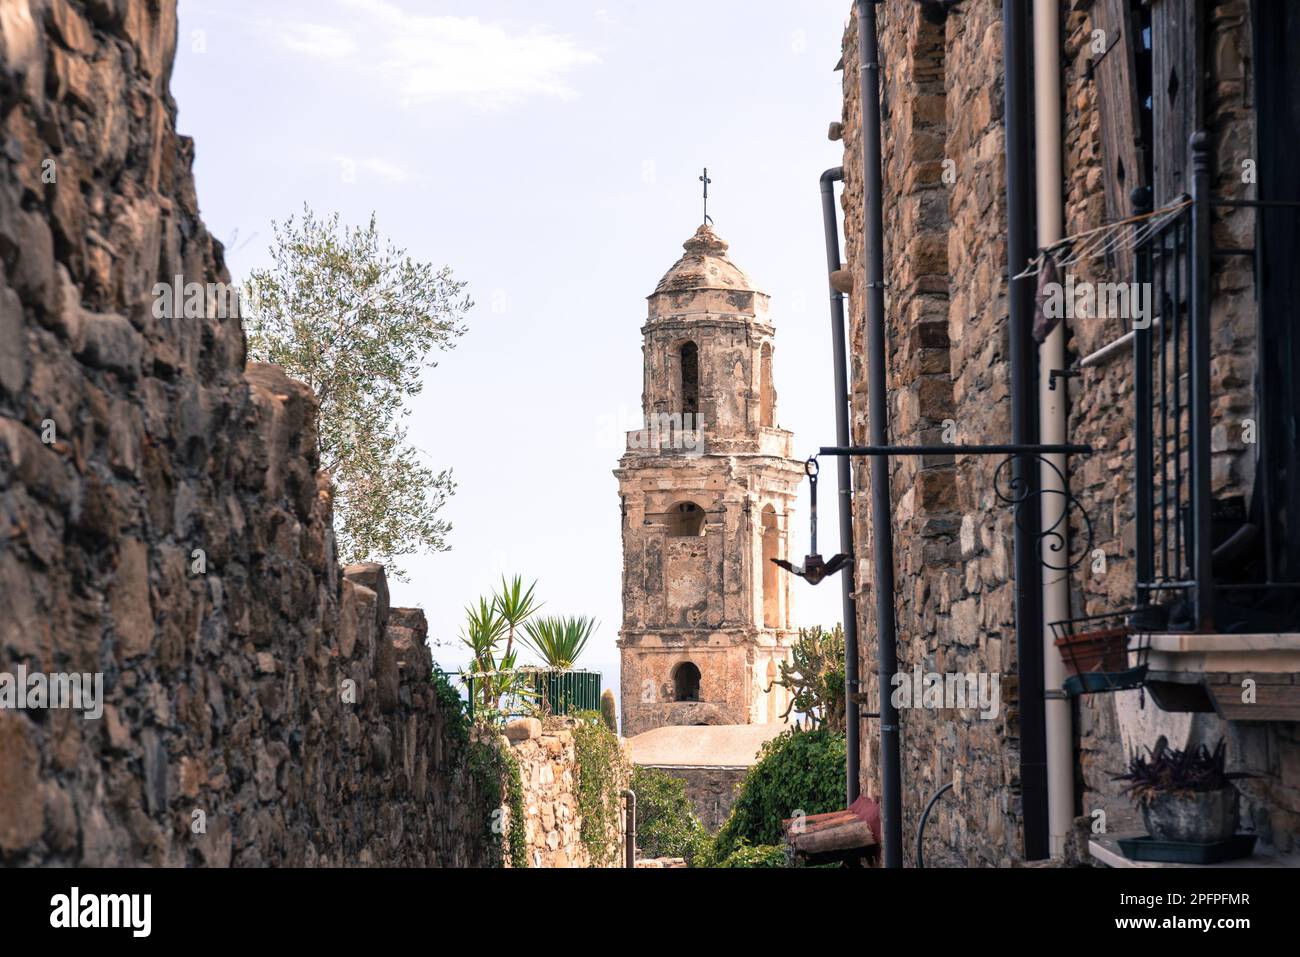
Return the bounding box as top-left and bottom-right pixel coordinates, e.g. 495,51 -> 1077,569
993,452 -> 1094,572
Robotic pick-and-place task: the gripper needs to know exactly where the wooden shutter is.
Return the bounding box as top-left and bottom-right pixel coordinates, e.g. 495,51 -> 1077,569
1093,0 -> 1145,278
1150,0 -> 1203,204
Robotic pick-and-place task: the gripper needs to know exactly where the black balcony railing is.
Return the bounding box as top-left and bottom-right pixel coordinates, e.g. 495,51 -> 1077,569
1134,132 -> 1300,632
1132,173 -> 1195,624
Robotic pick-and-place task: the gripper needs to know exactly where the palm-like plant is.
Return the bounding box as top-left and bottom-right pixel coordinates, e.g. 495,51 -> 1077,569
461,597 -> 506,667
459,596 -> 516,715
492,575 -> 542,664
521,615 -> 598,669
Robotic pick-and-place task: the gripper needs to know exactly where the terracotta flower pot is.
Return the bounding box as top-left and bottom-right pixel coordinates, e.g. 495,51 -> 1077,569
1054,626 -> 1129,675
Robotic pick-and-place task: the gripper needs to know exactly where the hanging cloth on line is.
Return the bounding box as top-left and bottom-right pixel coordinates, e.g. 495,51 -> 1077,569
1032,249 -> 1061,344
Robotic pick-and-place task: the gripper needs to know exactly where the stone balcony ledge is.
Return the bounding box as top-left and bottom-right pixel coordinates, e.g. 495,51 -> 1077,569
621,426 -> 794,459
1134,633 -> 1300,719
1139,632 -> 1300,674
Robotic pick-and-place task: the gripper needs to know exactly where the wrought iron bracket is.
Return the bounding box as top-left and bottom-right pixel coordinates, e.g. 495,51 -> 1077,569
1084,28 -> 1122,82
817,442 -> 1094,572
1047,367 -> 1079,391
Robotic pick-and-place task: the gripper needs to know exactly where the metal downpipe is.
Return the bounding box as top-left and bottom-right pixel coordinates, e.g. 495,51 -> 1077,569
820,166 -> 861,806
1002,0 -> 1049,861
621,789 -> 636,868
854,0 -> 902,868
1032,0 -> 1073,859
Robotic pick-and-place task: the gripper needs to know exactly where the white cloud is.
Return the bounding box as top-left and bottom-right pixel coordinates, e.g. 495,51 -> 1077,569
334,155 -> 408,184
259,18 -> 356,59
262,0 -> 600,110
359,157 -> 407,183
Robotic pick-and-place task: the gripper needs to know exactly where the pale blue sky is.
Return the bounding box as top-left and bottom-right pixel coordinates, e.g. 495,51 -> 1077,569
173,0 -> 851,694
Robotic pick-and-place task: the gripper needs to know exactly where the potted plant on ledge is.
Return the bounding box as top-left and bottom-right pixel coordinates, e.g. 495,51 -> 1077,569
1049,609 -> 1151,695
1113,736 -> 1255,863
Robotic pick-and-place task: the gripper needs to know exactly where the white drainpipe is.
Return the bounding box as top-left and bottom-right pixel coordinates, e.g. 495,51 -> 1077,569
1033,0 -> 1072,859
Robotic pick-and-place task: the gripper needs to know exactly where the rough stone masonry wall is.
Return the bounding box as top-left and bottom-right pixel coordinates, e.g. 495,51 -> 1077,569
0,0 -> 504,865
841,0 -> 1022,867
840,0 -> 1300,863
645,764 -> 745,832
504,716 -> 629,868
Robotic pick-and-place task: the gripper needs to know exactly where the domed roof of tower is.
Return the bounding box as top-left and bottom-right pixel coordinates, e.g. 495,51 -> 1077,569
653,224 -> 756,295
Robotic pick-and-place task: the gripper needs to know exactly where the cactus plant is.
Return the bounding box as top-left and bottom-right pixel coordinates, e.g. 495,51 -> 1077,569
600,688 -> 618,733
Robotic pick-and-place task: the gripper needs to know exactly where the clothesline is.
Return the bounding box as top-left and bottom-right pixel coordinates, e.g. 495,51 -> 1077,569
1013,197 -> 1192,280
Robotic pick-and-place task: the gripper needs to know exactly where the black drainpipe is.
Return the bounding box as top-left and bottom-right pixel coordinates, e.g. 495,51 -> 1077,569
854,0 -> 902,868
820,166 -> 861,806
1001,0 -> 1048,861
621,788 -> 637,868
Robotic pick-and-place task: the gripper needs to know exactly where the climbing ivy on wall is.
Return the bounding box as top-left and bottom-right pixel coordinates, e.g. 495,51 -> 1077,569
466,735 -> 529,868
430,667 -> 528,866
431,669 -> 470,750
573,712 -> 624,867
500,746 -> 528,868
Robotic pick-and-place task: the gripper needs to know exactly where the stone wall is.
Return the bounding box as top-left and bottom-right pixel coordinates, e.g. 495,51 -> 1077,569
0,0 -> 506,866
503,716 -> 629,868
644,764 -> 745,832
840,0 -> 1022,868
837,0 -> 1300,865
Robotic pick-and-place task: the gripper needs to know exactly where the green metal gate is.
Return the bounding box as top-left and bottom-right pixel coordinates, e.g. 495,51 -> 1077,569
530,669 -> 602,716
461,668 -> 602,719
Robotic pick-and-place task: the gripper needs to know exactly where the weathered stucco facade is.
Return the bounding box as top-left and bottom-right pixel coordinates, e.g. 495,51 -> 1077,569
615,225 -> 803,738
837,0 -> 1300,866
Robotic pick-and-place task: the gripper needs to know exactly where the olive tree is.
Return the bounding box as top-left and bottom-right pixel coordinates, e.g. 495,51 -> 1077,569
244,206 -> 470,575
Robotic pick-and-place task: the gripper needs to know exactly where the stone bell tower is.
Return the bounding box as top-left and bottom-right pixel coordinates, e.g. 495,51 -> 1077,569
615,224 -> 805,737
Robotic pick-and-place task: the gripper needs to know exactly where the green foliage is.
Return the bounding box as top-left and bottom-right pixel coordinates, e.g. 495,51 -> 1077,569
458,576 -> 609,722
714,842 -> 788,868
630,766 -> 709,860
244,206 -> 470,575
600,689 -> 618,733
521,614 -> 597,669
690,832 -> 716,867
501,747 -> 528,868
431,671 -> 526,867
493,575 -> 542,660
710,727 -> 846,862
466,730 -> 528,868
431,668 -> 470,751
573,713 -> 625,867
766,624 -> 846,732
459,595 -> 532,719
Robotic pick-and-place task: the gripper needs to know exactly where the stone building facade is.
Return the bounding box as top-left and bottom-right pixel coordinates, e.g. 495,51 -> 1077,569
615,225 -> 804,737
835,0 -> 1300,866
